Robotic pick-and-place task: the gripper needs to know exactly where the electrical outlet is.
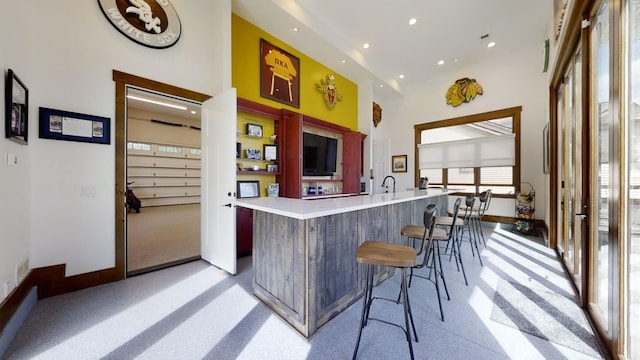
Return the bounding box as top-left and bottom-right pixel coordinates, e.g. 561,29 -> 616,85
15,257 -> 29,284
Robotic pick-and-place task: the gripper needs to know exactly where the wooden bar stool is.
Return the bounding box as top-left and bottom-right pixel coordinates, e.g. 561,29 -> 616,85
353,241 -> 418,360
430,198 -> 468,285
399,204 -> 447,321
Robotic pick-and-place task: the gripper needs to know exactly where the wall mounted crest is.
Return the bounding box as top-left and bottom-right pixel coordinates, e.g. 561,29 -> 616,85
316,74 -> 342,109
372,102 -> 382,127
98,0 -> 182,49
445,77 -> 483,107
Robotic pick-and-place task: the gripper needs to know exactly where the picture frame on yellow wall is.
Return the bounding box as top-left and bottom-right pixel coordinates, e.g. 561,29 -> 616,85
260,38 -> 300,108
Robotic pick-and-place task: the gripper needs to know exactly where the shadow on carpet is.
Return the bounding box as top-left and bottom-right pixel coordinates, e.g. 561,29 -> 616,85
490,279 -> 604,358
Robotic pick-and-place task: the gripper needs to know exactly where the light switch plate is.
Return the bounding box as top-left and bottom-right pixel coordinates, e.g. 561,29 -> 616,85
6,153 -> 18,166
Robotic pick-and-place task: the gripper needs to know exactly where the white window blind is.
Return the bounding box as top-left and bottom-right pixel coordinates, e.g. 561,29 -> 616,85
418,133 -> 516,169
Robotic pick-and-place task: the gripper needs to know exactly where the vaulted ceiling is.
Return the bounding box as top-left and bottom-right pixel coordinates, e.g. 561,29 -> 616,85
233,0 -> 553,100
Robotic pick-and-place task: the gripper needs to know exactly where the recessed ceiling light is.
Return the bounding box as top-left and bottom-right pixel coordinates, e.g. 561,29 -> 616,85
363,43 -> 370,49
454,58 -> 459,62
398,74 -> 405,79
341,59 -> 346,64
190,110 -> 197,115
409,18 -> 417,25
379,84 -> 384,88
437,60 -> 445,65
292,27 -> 299,32
487,41 -> 496,48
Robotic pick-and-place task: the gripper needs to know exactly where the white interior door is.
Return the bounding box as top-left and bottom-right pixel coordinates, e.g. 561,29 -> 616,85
201,88 -> 237,274
372,139 -> 390,194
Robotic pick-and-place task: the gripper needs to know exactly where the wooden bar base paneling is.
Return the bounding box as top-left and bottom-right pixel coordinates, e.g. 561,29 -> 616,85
251,194 -> 448,337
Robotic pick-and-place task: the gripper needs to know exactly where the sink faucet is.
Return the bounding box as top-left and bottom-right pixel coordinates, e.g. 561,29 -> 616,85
381,175 -> 396,193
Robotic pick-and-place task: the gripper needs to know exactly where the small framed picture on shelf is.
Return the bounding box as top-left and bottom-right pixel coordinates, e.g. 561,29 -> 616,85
263,144 -> 277,161
267,164 -> 278,172
245,148 -> 262,160
246,123 -> 263,137
236,142 -> 241,159
237,180 -> 260,198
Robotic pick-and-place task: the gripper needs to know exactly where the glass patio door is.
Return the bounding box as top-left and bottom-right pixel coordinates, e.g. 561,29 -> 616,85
590,0 -> 612,332
558,46 -> 587,299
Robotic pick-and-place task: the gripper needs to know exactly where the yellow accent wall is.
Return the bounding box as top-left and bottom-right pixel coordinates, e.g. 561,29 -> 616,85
232,14 -> 358,131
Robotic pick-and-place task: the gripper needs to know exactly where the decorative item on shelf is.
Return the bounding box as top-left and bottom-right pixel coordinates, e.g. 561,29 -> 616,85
267,183 -> 279,197
308,185 -> 316,195
316,74 -> 343,109
237,180 -> 260,198
246,123 -> 263,137
372,101 -> 382,127
267,164 -> 278,172
245,148 -> 262,160
391,154 -> 407,173
236,142 -> 241,159
445,77 -> 483,107
263,144 -> 277,161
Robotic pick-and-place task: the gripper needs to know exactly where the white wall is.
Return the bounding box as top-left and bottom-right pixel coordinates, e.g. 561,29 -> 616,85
369,43 -> 551,219
0,0 -> 231,298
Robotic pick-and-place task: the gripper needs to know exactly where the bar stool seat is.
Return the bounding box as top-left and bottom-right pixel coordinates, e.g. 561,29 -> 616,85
398,204 -> 448,322
435,216 -> 464,227
353,240 -> 418,360
401,224 -> 447,240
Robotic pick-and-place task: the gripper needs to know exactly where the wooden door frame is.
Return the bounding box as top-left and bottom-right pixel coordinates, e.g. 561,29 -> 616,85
113,70 -> 211,278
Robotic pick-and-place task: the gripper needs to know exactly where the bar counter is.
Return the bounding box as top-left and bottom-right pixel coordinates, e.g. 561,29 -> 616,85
236,189 -> 450,337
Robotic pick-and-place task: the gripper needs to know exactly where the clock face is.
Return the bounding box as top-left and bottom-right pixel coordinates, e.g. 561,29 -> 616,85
98,0 -> 182,49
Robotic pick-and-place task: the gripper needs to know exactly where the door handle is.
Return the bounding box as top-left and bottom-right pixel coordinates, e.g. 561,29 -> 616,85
575,213 -> 587,219
223,203 -> 233,208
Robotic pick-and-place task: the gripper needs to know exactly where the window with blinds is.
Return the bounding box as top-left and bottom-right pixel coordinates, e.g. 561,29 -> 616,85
414,107 -> 521,196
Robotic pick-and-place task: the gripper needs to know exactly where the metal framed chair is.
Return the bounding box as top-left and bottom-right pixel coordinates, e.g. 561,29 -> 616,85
353,240 -> 419,359
469,190 -> 492,248
399,204 -> 447,321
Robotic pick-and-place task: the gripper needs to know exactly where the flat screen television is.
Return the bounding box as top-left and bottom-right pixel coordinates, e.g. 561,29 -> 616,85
303,132 -> 338,176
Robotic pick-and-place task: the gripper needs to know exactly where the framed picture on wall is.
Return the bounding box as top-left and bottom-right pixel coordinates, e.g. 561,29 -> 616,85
237,180 -> 260,198
392,155 -> 408,173
5,69 -> 29,145
247,123 -> 263,137
260,38 -> 300,108
263,144 -> 277,161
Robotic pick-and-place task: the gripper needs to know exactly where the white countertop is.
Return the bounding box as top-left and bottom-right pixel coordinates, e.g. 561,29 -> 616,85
236,189 -> 451,220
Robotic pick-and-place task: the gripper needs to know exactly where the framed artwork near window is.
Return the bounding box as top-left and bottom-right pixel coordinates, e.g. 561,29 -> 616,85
392,155 -> 407,173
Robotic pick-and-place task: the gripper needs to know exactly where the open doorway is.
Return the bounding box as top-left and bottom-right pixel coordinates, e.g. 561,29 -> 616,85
125,87 -> 203,275
112,71 -> 212,278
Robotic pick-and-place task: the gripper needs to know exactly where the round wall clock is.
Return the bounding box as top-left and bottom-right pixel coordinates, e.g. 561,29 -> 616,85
98,0 -> 182,49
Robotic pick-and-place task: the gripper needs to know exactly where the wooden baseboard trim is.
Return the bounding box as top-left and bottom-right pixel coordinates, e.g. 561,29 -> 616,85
483,215 -> 545,229
0,264 -> 123,333
127,256 -> 201,277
